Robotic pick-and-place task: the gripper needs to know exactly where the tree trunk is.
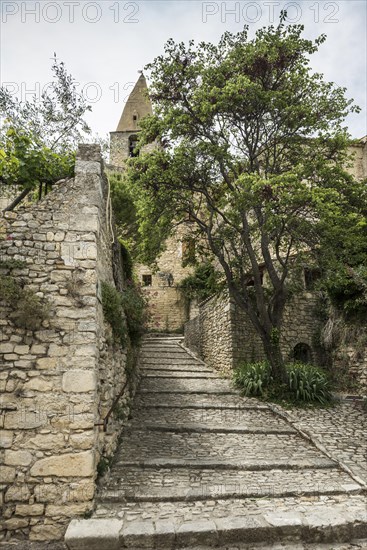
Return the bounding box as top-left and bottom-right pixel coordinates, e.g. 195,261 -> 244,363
262,335 -> 287,383
2,188 -> 31,213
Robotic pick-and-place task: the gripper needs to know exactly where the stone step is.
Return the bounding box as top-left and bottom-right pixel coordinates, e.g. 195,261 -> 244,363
114,430 -> 331,464
141,371 -> 222,379
129,405 -> 291,431
141,351 -> 193,358
131,424 -> 296,435
65,494 -> 367,548
138,378 -> 234,393
100,466 -> 361,503
107,457 -> 337,471
141,365 -> 213,372
141,357 -> 201,365
134,392 -> 267,408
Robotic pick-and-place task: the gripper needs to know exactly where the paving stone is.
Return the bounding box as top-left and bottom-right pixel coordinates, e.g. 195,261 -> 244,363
65,337 -> 367,549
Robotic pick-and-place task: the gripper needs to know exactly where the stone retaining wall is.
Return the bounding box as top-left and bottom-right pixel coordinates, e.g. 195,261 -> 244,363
185,291 -> 366,391
0,145 -> 137,541
185,291 -> 322,373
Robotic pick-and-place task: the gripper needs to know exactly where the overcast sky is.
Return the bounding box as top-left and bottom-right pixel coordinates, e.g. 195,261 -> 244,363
1,0 -> 366,140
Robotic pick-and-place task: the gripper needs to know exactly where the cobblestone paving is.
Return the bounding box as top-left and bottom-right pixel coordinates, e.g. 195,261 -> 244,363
86,337 -> 367,548
270,402 -> 367,484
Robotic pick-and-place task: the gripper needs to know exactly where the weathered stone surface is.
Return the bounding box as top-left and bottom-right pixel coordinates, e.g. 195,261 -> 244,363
0,430 -> 13,448
16,503 -> 45,516
4,449 -> 33,466
62,370 -> 97,393
30,523 -> 65,541
65,518 -> 123,550
30,451 -> 95,477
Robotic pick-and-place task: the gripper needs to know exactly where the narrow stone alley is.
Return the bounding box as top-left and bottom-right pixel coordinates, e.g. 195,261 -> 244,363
65,336 -> 367,549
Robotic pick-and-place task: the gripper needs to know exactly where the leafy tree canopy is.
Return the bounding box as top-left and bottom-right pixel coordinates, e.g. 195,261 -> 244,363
124,17 -> 365,378
0,54 -> 91,196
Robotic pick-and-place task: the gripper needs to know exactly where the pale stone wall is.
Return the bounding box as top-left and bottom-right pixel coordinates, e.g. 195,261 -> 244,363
348,138 -> 367,181
185,291 -> 322,373
136,226 -> 196,332
0,145 -> 137,541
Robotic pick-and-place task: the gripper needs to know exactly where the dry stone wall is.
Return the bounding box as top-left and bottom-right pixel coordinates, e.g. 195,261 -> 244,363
185,291 -> 366,391
185,291 -> 322,373
0,145 -> 137,542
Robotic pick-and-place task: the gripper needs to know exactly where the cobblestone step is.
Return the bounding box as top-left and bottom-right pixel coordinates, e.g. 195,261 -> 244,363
66,494 -> 367,548
134,392 -> 262,408
129,406 -> 292,431
138,378 -> 235,393
114,430 -> 331,463
141,357 -> 203,365
65,337 -> 367,549
109,457 -> 337,471
100,466 -> 361,503
141,364 -> 213,372
141,371 -> 222,379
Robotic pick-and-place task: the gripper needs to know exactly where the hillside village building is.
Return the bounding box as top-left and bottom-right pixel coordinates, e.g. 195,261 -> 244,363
110,74 -> 197,331
109,74 -> 367,336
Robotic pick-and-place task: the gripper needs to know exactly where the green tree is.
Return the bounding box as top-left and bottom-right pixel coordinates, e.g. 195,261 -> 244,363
0,54 -> 91,208
125,18 -> 364,380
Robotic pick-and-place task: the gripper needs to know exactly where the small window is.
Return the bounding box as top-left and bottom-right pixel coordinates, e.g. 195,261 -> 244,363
304,268 -> 321,290
246,266 -> 265,287
142,274 -> 152,287
133,115 -> 138,121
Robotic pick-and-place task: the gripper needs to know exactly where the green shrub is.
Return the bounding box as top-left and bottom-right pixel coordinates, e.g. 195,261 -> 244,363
233,361 -> 272,396
0,274 -> 49,330
101,280 -> 148,347
101,281 -> 126,347
286,362 -> 331,404
120,284 -> 148,345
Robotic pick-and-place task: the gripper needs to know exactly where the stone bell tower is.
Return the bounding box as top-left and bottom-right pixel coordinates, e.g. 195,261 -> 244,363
109,73 -> 153,167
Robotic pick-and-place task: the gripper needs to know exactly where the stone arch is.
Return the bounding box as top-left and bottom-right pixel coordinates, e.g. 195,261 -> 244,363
293,342 -> 312,364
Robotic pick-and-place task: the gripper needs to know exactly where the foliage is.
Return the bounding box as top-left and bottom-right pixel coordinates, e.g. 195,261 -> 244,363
233,362 -> 272,396
179,262 -> 223,302
119,240 -> 134,281
0,274 -> 50,330
101,281 -> 127,347
108,170 -> 172,265
234,360 -> 332,404
324,265 -> 367,320
125,18 -> 363,380
287,362 -> 331,404
0,54 -> 91,193
101,280 -> 148,347
120,283 -> 149,345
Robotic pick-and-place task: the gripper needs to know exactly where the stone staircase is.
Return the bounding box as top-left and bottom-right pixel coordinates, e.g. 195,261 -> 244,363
65,336 -> 367,549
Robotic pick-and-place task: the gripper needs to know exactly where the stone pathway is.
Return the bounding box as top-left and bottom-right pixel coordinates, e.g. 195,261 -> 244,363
65,336 -> 367,549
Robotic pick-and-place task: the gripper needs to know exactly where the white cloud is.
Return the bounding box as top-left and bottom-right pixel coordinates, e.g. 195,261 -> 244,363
1,0 -> 366,138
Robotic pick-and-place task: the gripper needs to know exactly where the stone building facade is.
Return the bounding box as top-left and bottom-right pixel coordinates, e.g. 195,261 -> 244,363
109,75 -> 195,332
0,145 -> 139,541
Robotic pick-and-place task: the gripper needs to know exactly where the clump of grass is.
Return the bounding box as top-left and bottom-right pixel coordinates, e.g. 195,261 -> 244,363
234,360 -> 332,406
0,274 -> 50,330
286,362 -> 332,404
233,361 -> 272,396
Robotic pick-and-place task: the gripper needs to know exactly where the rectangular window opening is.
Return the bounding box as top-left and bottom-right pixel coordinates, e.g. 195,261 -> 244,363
142,274 -> 152,287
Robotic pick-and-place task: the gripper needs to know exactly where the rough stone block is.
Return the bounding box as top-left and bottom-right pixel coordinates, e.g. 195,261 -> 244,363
16,503 -> 44,516
30,523 -> 65,541
4,449 -> 33,466
5,484 -> 31,502
62,370 -> 96,393
0,465 -> 15,483
0,430 -> 13,448
30,450 -> 95,477
65,518 -> 123,550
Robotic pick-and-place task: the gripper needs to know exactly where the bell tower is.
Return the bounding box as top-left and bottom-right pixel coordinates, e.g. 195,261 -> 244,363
110,73 -> 153,167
